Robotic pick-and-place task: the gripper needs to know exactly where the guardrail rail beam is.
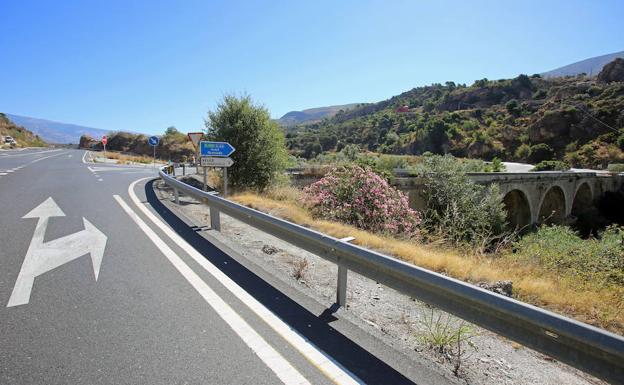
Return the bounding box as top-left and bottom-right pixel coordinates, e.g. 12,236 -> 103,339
158,166 -> 624,385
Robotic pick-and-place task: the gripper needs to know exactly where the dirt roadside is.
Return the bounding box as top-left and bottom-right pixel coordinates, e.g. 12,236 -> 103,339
154,179 -> 605,385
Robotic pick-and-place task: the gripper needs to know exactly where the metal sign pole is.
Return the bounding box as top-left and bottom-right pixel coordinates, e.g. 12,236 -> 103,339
223,167 -> 228,197
153,146 -> 156,168
203,167 -> 207,191
103,143 -> 106,158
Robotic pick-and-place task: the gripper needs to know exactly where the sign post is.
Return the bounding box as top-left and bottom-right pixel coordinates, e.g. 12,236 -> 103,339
102,135 -> 107,158
199,141 -> 235,196
187,132 -> 204,175
148,136 -> 159,168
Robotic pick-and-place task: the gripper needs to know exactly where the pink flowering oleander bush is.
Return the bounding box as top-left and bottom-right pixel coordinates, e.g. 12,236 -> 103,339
301,165 -> 421,238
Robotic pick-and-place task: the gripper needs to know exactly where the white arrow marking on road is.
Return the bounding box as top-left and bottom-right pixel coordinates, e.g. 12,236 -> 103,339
7,197 -> 108,307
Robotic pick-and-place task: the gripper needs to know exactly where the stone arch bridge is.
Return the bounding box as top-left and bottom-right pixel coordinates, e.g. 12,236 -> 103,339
395,172 -> 624,228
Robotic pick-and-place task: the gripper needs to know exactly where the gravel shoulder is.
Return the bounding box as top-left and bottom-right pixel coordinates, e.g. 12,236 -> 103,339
154,179 -> 605,385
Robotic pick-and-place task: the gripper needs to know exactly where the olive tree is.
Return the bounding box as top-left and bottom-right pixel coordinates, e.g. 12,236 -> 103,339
205,95 -> 288,190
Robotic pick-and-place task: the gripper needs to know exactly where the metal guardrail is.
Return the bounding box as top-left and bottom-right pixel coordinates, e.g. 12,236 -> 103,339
159,167 -> 624,384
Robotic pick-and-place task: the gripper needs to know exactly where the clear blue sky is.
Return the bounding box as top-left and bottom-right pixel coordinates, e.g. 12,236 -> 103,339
1,0 -> 622,135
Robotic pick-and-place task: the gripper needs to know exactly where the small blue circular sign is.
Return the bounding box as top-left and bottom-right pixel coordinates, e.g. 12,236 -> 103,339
148,136 -> 160,146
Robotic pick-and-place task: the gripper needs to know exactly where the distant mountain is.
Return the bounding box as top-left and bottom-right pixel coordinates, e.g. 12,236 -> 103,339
5,114 -> 109,144
277,103 -> 361,126
541,51 -> 624,78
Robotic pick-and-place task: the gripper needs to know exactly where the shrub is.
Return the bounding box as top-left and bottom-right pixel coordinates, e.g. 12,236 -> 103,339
531,160 -> 570,171
514,144 -> 531,160
413,155 -> 506,247
206,94 -> 288,190
512,225 -> 624,287
618,134 -> 624,151
484,157 -> 505,172
528,143 -> 554,163
608,163 -> 624,173
505,99 -> 519,115
301,165 -> 421,238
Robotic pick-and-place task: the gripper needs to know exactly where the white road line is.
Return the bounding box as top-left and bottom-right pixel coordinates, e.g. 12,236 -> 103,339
97,178 -> 103,182
128,178 -> 362,385
114,195 -> 310,385
0,173 -> 7,176
0,149 -> 60,158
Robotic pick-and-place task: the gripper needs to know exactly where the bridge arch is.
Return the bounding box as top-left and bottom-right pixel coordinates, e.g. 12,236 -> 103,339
571,182 -> 593,217
538,185 -> 567,224
502,189 -> 532,229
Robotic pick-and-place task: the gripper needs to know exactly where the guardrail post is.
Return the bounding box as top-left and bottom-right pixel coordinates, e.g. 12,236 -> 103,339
210,206 -> 221,231
182,164 -> 186,176
173,188 -> 180,205
336,263 -> 348,307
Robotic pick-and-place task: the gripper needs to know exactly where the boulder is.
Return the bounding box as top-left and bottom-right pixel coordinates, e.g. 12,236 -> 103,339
477,280 -> 513,297
597,58 -> 624,83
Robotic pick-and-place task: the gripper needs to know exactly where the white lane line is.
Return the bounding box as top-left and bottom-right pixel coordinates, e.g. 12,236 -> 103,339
0,149 -> 60,158
128,178 -> 362,385
114,195 -> 310,385
0,173 -> 7,176
97,178 -> 103,182
82,151 -> 88,163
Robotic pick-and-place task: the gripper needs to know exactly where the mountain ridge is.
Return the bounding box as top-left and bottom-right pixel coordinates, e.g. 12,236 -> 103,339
277,103 -> 361,126
541,50 -> 624,78
5,114 -> 110,144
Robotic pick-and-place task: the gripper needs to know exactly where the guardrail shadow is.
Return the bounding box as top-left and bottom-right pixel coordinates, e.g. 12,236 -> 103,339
144,180 -> 422,385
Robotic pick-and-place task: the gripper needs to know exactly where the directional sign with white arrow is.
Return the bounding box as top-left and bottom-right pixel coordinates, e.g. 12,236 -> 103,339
199,141 -> 235,157
7,197 -> 108,307
201,157 -> 234,167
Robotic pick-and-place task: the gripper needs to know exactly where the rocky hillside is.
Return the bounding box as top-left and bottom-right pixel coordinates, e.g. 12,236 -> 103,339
286,59 -> 624,168
79,127 -> 194,162
0,113 -> 46,148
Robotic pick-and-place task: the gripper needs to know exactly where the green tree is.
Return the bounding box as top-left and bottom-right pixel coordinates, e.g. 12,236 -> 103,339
205,95 -> 288,190
414,155 -> 506,247
618,134 -> 624,150
164,126 -> 180,136
505,99 -> 519,116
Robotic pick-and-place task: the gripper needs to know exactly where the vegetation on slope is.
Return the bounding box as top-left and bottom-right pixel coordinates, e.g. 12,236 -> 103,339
79,126 -> 194,162
287,60 -> 624,168
0,113 -> 46,148
232,187 -> 624,334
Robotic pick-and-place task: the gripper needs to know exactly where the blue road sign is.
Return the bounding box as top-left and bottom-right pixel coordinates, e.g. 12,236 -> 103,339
148,136 -> 160,146
200,141 -> 235,157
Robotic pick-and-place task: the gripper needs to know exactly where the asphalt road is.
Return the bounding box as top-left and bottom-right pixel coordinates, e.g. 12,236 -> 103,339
0,149 -> 449,385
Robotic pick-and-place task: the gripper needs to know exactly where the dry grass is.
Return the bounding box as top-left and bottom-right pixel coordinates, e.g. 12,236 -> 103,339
231,191 -> 624,334
100,151 -> 153,164
292,258 -> 309,281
